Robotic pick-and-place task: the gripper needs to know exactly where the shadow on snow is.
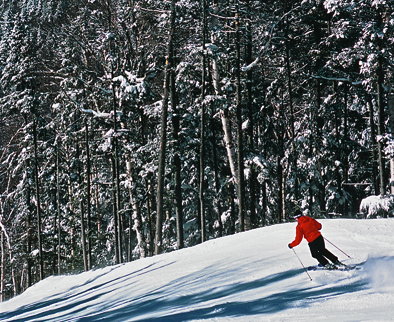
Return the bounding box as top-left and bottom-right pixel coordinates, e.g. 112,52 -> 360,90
0,261 -> 172,321
92,267 -> 367,322
0,260 -> 370,322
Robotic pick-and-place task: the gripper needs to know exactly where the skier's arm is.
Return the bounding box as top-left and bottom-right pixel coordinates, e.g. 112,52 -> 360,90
289,226 -> 303,248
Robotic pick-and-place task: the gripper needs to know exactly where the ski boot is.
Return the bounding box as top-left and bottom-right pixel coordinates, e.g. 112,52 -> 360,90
324,263 -> 338,270
334,260 -> 346,267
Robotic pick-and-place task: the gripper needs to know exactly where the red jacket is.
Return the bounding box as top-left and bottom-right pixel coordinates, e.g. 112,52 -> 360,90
289,216 -> 322,248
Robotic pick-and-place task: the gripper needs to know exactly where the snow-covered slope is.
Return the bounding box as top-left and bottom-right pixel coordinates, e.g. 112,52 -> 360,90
1,219 -> 394,321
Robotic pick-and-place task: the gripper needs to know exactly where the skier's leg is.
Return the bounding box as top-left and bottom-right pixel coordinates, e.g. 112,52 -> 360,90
317,235 -> 339,263
308,238 -> 328,266
322,248 -> 338,263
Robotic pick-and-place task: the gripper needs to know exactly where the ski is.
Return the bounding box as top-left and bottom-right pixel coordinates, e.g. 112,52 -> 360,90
307,264 -> 359,271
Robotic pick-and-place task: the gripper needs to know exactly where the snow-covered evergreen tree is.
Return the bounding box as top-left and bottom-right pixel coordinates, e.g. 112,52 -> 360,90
0,0 -> 393,300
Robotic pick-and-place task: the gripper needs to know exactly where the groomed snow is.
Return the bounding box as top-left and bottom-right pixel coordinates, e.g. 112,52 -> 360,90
1,218 -> 394,321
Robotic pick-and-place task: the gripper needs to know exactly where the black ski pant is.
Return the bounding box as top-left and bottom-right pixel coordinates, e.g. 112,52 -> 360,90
308,235 -> 338,266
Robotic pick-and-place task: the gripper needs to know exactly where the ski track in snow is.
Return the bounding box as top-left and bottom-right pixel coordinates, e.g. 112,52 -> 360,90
1,219 -> 394,321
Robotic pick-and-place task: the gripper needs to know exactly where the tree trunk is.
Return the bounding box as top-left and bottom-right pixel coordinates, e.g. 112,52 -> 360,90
127,161 -> 146,258
200,0 -> 207,243
262,180 -> 267,225
334,84 -> 343,215
80,202 -> 87,271
155,0 -> 175,255
111,156 -> 120,263
1,230 -> 4,302
77,141 -> 87,272
235,6 -> 246,232
277,156 -> 283,223
368,99 -> 379,194
112,79 -> 122,264
245,0 -> 256,228
32,115 -> 44,281
388,95 -> 394,194
94,166 -> 102,240
173,120 -> 184,249
221,110 -> 239,196
115,133 -> 123,263
56,143 -> 61,275
1,201 -> 17,297
276,91 -> 285,223
343,84 -> 349,215
210,107 -> 223,237
229,183 -> 236,234
377,55 -> 385,196
212,61 -> 239,190
26,159 -> 33,286
285,13 -> 298,208
107,0 -> 122,264
146,175 -> 154,256
85,119 -> 92,269
311,12 -> 323,215
133,198 -> 145,258
211,2 -> 240,203
171,35 -> 183,249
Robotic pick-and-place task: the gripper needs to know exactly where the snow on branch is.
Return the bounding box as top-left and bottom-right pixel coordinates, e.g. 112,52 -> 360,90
241,5 -> 303,73
310,75 -> 363,86
135,5 -> 169,14
80,108 -> 111,118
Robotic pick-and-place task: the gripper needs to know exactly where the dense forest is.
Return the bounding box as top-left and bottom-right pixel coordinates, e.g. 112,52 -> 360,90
0,0 -> 393,301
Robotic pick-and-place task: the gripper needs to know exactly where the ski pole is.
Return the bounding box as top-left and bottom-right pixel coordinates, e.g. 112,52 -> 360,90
324,237 -> 351,259
292,248 -> 313,281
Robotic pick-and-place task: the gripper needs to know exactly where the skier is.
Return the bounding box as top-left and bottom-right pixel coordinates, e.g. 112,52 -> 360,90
288,210 -> 344,270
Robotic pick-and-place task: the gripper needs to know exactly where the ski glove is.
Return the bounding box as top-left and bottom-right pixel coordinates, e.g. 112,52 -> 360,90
288,243 -> 292,249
